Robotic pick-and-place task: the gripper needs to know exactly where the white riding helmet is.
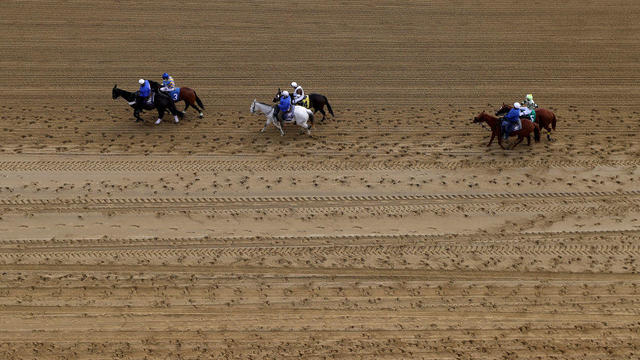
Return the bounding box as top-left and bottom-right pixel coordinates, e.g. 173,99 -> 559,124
526,94 -> 533,101
290,82 -> 298,88
138,79 -> 145,85
513,102 -> 521,109
282,90 -> 290,97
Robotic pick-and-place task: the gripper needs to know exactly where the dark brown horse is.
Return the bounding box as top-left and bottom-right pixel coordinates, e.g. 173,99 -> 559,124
149,80 -> 205,118
495,103 -> 557,141
473,111 -> 540,150
273,88 -> 334,121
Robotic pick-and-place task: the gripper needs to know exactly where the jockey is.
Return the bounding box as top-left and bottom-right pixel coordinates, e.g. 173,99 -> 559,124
523,94 -> 538,110
136,78 -> 151,110
503,102 -> 523,139
290,81 -> 305,105
160,73 -> 175,93
274,90 -> 292,121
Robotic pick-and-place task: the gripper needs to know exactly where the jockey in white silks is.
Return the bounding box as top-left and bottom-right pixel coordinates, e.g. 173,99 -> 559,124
290,81 -> 305,105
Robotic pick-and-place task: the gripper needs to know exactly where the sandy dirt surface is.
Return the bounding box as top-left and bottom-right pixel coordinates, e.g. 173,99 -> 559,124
1,1 -> 640,358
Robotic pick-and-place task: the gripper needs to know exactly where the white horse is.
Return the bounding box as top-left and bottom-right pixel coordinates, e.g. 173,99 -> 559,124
250,99 -> 314,136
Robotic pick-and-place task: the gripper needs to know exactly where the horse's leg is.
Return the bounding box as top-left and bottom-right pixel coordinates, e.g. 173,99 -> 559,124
276,120 -> 284,136
527,134 -> 531,145
511,135 -> 524,150
318,108 -> 326,121
261,117 -> 270,133
133,109 -> 143,122
545,124 -> 553,141
182,100 -> 190,115
189,101 -> 204,118
488,132 -> 495,147
155,106 -> 164,125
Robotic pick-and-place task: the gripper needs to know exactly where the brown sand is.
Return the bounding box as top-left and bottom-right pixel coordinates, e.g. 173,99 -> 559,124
1,1 -> 639,358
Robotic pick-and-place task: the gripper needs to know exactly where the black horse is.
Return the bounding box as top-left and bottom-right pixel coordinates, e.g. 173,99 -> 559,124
112,84 -> 182,123
273,88 -> 334,121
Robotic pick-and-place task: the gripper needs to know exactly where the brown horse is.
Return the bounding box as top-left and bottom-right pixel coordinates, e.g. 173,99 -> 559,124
149,80 -> 205,118
473,111 -> 540,150
495,103 -> 557,141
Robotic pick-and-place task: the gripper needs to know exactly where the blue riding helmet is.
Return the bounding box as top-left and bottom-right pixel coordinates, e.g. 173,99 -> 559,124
162,73 -> 169,79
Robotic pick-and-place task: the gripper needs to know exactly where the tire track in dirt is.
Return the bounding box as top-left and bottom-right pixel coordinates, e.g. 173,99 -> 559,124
1,190 -> 638,213
1,158 -> 637,171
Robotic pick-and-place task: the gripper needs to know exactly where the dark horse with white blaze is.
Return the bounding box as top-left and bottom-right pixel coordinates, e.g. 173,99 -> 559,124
149,80 -> 205,118
273,88 -> 334,121
112,84 -> 182,124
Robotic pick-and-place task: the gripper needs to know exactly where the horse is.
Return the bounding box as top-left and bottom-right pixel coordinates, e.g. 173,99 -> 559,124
250,99 -> 314,136
149,80 -> 205,118
273,88 -> 334,121
495,103 -> 557,141
473,111 -> 540,150
112,84 -> 181,124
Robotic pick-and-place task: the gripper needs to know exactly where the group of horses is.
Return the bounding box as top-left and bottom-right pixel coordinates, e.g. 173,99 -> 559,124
112,82 -> 334,135
473,104 -> 558,150
113,82 -> 558,148
112,80 -> 204,124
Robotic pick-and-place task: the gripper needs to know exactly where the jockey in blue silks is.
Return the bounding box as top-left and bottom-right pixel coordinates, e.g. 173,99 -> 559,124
160,73 -> 175,93
502,102 -> 523,139
135,79 -> 151,111
274,90 -> 292,121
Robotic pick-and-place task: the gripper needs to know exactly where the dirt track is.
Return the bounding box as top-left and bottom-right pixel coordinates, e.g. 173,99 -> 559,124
1,1 -> 640,358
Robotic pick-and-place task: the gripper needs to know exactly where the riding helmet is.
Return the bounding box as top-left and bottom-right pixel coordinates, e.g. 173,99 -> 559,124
513,102 -> 521,109
138,79 -> 145,85
282,90 -> 290,97
290,82 -> 298,88
162,73 -> 169,79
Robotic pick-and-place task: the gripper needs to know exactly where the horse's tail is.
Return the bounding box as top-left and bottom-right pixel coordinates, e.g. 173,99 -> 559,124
534,123 -> 541,142
551,113 -> 557,130
324,96 -> 334,116
195,92 -> 205,110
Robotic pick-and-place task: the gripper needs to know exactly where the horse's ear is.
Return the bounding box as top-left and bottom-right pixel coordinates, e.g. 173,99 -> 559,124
113,84 -> 117,89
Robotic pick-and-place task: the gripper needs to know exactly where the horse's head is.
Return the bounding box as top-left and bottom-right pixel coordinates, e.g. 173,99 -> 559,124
112,84 -> 119,99
495,103 -> 512,116
250,99 -> 257,114
149,80 -> 160,91
473,111 -> 494,124
272,88 -> 281,103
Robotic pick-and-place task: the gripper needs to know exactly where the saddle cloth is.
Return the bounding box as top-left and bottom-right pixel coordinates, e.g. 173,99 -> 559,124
297,95 -> 310,109
281,108 -> 295,122
169,88 -> 180,101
